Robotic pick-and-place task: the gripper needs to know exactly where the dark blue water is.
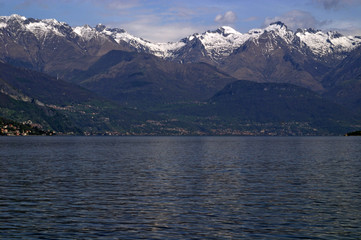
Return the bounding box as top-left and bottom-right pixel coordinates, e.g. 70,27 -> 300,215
1,136 -> 361,239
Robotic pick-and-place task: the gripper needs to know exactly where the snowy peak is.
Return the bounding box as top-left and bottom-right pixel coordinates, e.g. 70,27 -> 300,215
262,22 -> 294,44
189,26 -> 253,60
1,14 -> 26,22
72,24 -> 125,44
0,14 -> 72,40
235,22 -> 295,55
69,22 -> 185,58
25,18 -> 66,38
1,14 -> 361,62
216,26 -> 241,36
265,21 -> 289,34
95,24 -> 107,32
268,21 -> 287,29
296,28 -> 361,57
73,25 -> 102,41
98,26 -> 185,58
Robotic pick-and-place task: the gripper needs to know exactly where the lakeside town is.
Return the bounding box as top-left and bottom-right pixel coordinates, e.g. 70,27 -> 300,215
0,118 -> 54,136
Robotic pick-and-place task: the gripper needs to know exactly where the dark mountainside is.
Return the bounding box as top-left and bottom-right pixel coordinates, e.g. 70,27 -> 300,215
0,62 -> 165,134
322,46 -> 361,114
0,15 -> 360,135
72,50 -> 238,107
0,15 -> 131,76
220,31 -> 327,92
150,81 -> 357,135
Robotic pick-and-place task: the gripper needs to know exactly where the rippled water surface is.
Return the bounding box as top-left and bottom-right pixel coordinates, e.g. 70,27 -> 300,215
1,136 -> 361,239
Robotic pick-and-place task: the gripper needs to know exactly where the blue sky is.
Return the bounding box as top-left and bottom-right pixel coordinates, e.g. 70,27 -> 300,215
1,0 -> 361,42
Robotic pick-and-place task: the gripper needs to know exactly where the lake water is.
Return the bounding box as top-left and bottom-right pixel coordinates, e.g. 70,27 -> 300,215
1,136 -> 361,239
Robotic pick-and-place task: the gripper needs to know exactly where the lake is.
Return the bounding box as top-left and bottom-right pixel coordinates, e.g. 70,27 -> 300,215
1,136 -> 361,239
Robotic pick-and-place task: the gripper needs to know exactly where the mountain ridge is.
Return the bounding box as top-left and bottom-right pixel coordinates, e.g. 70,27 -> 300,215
1,14 -> 360,94
72,50 -> 239,107
2,14 -> 360,64
1,14 -> 361,135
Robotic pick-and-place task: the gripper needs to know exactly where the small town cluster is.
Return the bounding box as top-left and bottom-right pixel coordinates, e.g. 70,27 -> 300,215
1,123 -> 31,136
0,120 -> 53,136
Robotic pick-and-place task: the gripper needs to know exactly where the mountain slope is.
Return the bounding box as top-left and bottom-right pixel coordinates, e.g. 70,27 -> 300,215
219,24 -> 327,91
206,80 -> 358,134
0,14 -> 131,78
0,61 -> 157,134
208,80 -> 353,122
322,46 -> 361,113
0,61 -> 98,105
155,80 -> 359,135
73,50 -> 238,107
1,14 -> 360,135
2,14 -> 361,82
95,21 -> 361,65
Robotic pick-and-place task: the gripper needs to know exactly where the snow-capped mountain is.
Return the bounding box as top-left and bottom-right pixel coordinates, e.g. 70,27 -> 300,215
186,22 -> 361,61
296,28 -> 361,58
65,18 -> 361,63
101,21 -> 360,62
1,14 -> 360,64
0,14 -> 74,42
94,24 -> 186,59
1,14 -> 361,92
0,14 -> 128,74
182,26 -> 255,61
1,14 -> 361,134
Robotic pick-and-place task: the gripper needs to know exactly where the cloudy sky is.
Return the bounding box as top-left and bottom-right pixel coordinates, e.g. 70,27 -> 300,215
1,0 -> 361,42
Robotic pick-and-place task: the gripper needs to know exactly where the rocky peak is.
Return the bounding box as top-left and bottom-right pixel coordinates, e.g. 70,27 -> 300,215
215,26 -> 240,36
1,14 -> 361,66
270,21 -> 287,28
327,31 -> 343,38
2,14 -> 26,23
95,24 -> 106,32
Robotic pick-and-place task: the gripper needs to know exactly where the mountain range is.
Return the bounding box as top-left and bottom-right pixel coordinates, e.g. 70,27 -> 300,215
1,14 -> 360,135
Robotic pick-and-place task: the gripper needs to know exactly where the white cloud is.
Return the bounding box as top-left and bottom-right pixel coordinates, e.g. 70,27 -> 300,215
243,16 -> 258,22
323,20 -> 361,36
264,9 -> 361,36
105,0 -> 141,10
214,11 -> 237,25
263,10 -> 327,30
166,6 -> 197,19
104,2 -> 219,42
114,15 -> 204,42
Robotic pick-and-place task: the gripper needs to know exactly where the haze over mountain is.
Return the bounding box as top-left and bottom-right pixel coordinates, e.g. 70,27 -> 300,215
0,14 -> 360,135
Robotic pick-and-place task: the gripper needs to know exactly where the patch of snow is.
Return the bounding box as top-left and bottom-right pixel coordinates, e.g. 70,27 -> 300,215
264,23 -> 294,44
327,32 -> 361,51
25,21 -> 64,39
42,18 -> 62,26
2,14 -> 361,61
248,28 -> 263,35
221,26 -> 240,35
8,14 -> 26,21
73,25 -> 99,41
193,26 -> 252,60
264,40 -> 275,53
296,29 -> 361,56
0,15 -> 70,40
193,24 -> 295,59
101,27 -> 186,58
